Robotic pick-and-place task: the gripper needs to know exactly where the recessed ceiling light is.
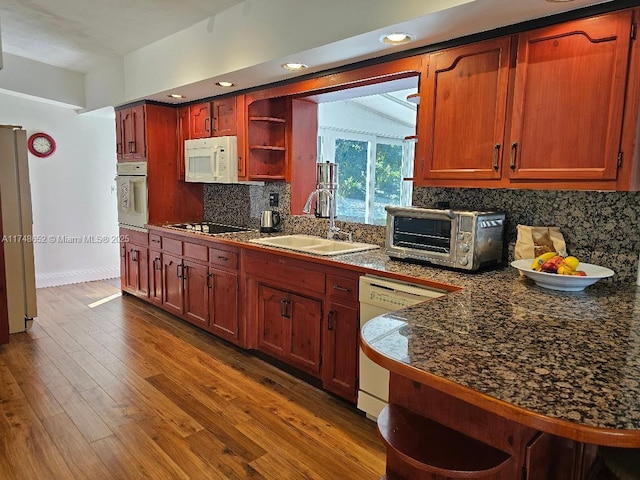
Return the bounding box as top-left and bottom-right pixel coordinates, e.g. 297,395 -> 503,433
167,94 -> 186,99
282,63 -> 308,71
380,32 -> 415,45
546,0 -> 575,2
216,81 -> 235,87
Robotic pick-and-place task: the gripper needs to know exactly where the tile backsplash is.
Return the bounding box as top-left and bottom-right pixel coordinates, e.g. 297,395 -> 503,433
204,183 -> 640,283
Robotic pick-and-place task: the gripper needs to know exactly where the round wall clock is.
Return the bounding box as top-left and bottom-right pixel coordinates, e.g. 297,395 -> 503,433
28,132 -> 56,158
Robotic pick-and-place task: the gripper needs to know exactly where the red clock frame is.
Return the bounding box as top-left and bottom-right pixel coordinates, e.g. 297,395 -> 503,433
28,132 -> 57,158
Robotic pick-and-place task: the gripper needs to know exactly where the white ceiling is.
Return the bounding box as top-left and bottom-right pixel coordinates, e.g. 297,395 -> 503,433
0,0 -> 245,72
0,0 -> 615,106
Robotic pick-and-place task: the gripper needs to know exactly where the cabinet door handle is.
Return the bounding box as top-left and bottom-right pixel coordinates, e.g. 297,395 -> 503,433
176,264 -> 183,278
128,141 -> 134,153
332,285 -> 351,293
493,143 -> 501,171
212,116 -> 217,132
116,142 -> 122,154
509,142 -> 518,170
154,257 -> 161,271
216,255 -> 229,261
207,272 -> 213,289
281,299 -> 291,318
204,117 -> 210,134
327,310 -> 336,331
132,249 -> 138,262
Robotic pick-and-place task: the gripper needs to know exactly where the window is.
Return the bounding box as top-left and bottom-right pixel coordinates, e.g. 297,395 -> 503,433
317,84 -> 417,225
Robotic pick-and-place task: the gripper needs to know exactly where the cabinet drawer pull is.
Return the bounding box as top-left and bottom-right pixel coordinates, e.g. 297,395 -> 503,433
509,142 -> 518,170
493,143 -> 501,171
332,285 -> 351,293
328,310 -> 336,331
151,238 -> 160,244
216,255 -> 229,261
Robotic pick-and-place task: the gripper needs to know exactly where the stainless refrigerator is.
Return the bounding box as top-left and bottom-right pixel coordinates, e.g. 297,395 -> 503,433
0,126 -> 37,336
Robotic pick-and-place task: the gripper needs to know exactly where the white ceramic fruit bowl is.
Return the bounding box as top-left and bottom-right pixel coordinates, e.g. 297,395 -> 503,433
511,259 -> 615,292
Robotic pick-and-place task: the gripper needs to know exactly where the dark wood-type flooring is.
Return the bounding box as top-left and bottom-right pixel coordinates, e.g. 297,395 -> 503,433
0,280 -> 385,479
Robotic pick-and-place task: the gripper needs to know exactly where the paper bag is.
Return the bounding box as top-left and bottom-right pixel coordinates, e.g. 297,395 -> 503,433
515,225 -> 567,260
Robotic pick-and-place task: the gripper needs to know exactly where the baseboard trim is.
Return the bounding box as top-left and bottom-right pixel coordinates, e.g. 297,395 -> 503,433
36,266 -> 120,288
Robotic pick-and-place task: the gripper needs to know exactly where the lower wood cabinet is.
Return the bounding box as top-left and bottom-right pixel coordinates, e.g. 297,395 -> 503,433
323,274 -> 359,402
257,284 -> 322,375
183,259 -> 210,328
120,228 -> 149,298
130,228 -> 360,403
149,249 -> 162,306
161,252 -> 184,317
208,266 -> 239,343
244,250 -> 360,401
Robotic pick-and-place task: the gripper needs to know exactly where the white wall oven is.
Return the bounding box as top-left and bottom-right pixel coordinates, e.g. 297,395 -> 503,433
116,162 -> 148,229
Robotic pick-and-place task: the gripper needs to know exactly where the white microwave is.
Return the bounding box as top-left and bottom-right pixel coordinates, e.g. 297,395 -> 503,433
185,136 -> 238,183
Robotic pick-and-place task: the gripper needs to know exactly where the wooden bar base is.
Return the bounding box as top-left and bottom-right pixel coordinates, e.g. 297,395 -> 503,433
383,373 -> 598,480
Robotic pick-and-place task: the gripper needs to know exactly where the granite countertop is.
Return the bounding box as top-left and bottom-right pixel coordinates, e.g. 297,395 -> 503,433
153,224 -> 640,444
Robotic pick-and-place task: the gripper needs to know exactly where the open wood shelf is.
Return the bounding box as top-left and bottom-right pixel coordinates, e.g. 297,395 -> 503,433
249,145 -> 286,151
377,404 -> 511,477
249,116 -> 286,123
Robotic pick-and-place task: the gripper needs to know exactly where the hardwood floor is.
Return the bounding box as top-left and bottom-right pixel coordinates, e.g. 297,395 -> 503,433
0,280 -> 385,479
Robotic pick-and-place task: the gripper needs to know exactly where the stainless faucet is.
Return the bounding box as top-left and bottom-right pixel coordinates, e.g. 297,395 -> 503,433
302,188 -> 351,241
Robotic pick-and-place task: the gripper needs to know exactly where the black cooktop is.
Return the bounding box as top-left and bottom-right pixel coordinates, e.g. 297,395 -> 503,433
168,222 -> 249,235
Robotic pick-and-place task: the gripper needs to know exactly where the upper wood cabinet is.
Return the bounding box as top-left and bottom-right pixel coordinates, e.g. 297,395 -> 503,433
212,97 -> 237,136
188,97 -> 238,139
418,37 -> 512,181
507,10 -> 632,182
189,102 -> 211,138
415,8 -> 638,190
116,105 -> 146,161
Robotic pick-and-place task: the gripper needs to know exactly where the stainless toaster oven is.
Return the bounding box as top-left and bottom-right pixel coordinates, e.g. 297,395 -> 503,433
385,206 -> 505,271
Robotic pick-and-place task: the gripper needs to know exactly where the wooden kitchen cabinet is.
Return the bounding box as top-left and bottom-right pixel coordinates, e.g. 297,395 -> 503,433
189,97 -> 238,139
147,228 -> 243,344
120,228 -> 149,298
116,105 -> 146,161
257,284 -> 323,375
189,102 -> 211,139
115,102 -> 203,225
244,96 -> 317,211
123,243 -> 149,297
183,259 -> 210,328
176,105 -> 190,181
323,274 -> 359,402
162,252 -> 184,317
208,246 -> 240,343
212,97 -> 237,136
148,241 -> 163,306
415,10 -> 635,189
246,97 -> 289,180
506,10 -> 633,182
417,37 -> 511,181
244,249 -> 360,400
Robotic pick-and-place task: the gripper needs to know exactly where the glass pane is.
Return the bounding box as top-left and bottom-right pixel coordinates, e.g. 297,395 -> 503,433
334,138 -> 368,223
373,143 -> 403,225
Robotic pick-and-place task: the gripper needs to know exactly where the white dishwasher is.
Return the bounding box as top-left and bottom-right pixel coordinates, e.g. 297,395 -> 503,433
358,274 -> 446,420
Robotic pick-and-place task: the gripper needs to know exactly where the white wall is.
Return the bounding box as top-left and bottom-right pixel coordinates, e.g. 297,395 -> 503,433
0,92 -> 120,287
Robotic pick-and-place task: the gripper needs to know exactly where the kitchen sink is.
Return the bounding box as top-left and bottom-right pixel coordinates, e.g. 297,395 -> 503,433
249,234 -> 379,256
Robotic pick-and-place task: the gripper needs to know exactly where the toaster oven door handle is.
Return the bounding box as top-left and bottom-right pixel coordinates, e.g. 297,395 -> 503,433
401,208 -> 455,219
